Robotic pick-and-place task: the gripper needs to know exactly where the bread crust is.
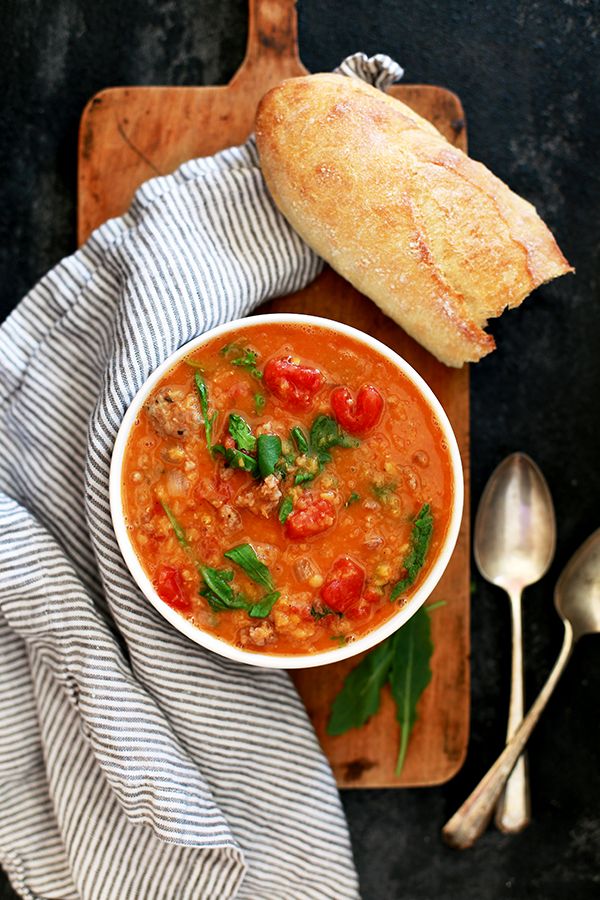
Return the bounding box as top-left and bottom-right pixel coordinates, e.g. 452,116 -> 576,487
255,73 -> 573,367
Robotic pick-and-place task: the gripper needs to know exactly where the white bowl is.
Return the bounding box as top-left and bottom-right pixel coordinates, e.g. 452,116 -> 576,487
110,313 -> 464,669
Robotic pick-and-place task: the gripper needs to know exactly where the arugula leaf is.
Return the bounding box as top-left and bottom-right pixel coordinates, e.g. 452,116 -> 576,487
220,342 -> 263,380
194,372 -> 217,454
159,501 -> 189,550
326,603 -> 439,776
327,639 -> 396,735
310,415 -> 359,465
389,607 -> 433,774
372,481 -> 397,501
309,604 -> 341,621
330,635 -> 348,647
345,492 -> 360,507
291,425 -> 309,455
254,393 -> 266,414
390,504 -> 434,600
228,413 -> 256,453
200,566 -> 238,605
185,358 -> 204,370
279,497 -> 293,524
224,543 -> 274,591
232,349 -> 262,380
213,443 -> 258,476
288,416 -> 359,486
219,342 -> 239,356
248,591 -> 280,618
257,434 -> 282,478
294,470 -> 317,486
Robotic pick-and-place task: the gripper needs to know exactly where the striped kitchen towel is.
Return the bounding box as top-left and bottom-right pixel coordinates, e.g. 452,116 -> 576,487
0,53 -> 402,900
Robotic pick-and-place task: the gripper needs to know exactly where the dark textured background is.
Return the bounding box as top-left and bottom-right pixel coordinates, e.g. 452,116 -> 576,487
1,1 -> 599,898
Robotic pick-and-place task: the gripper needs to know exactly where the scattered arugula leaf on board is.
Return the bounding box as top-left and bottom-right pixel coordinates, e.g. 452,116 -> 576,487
388,606 -> 434,775
228,413 -> 256,453
326,603 -> 442,775
390,504 -> 434,600
194,372 -> 217,455
224,543 -> 274,592
279,496 -> 293,524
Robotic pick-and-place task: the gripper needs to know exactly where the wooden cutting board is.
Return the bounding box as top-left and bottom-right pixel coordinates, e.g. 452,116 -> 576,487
78,0 -> 470,788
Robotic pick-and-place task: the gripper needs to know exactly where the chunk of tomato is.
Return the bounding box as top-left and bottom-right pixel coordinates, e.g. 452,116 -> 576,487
285,497 -> 336,540
330,383 -> 384,435
154,564 -> 191,613
264,356 -> 324,409
320,557 -> 365,614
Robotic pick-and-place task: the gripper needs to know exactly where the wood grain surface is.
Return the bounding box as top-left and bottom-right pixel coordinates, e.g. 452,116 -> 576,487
78,0 -> 470,787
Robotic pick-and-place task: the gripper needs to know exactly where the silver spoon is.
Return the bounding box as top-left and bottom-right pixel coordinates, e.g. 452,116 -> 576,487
443,527 -> 600,849
474,453 -> 556,833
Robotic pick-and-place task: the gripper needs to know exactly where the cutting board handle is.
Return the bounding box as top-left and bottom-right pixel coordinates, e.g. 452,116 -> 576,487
232,0 -> 307,84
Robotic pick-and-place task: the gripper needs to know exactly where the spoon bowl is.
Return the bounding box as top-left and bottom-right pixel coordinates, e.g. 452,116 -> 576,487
475,452 -> 556,592
555,529 -> 600,640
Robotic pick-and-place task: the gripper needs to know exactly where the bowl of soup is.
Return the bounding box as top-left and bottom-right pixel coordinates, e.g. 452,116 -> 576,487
110,314 -> 463,668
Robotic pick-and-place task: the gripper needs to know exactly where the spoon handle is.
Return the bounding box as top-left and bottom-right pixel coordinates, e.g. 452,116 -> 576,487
442,623 -> 574,849
495,586 -> 530,832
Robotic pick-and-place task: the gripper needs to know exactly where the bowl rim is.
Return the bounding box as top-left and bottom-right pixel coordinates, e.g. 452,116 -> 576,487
109,312 -> 464,669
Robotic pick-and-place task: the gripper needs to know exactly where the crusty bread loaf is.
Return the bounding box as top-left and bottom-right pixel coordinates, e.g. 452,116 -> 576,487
255,74 -> 573,367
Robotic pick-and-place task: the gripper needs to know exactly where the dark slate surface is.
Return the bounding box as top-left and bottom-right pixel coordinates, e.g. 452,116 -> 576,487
1,1 -> 599,898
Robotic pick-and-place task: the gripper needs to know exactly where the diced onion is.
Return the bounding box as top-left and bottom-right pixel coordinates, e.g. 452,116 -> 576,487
165,469 -> 189,497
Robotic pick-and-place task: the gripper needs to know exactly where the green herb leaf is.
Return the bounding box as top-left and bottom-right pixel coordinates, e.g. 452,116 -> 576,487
257,434 -> 282,478
310,415 -> 359,461
213,444 -> 258,476
224,543 -> 274,591
199,565 -> 249,612
254,393 -> 266,414
388,607 -> 434,775
248,591 -> 280,618
228,413 -> 256,453
219,342 -> 239,356
326,603 -> 440,775
279,497 -> 293,524
309,604 -> 341,621
327,639 -> 396,736
232,349 -> 262,380
194,372 -> 216,454
294,470 -> 316,486
345,492 -> 360,507
330,635 -> 348,647
390,504 -> 434,600
160,501 -> 189,550
185,357 -> 204,370
372,481 -> 397,501
220,343 -> 262,380
291,426 -> 309,455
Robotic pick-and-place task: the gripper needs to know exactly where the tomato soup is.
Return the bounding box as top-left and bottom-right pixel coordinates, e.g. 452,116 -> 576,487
121,321 -> 454,656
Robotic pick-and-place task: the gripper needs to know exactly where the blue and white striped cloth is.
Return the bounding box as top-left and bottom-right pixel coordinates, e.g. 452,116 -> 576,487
0,54 -> 403,900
